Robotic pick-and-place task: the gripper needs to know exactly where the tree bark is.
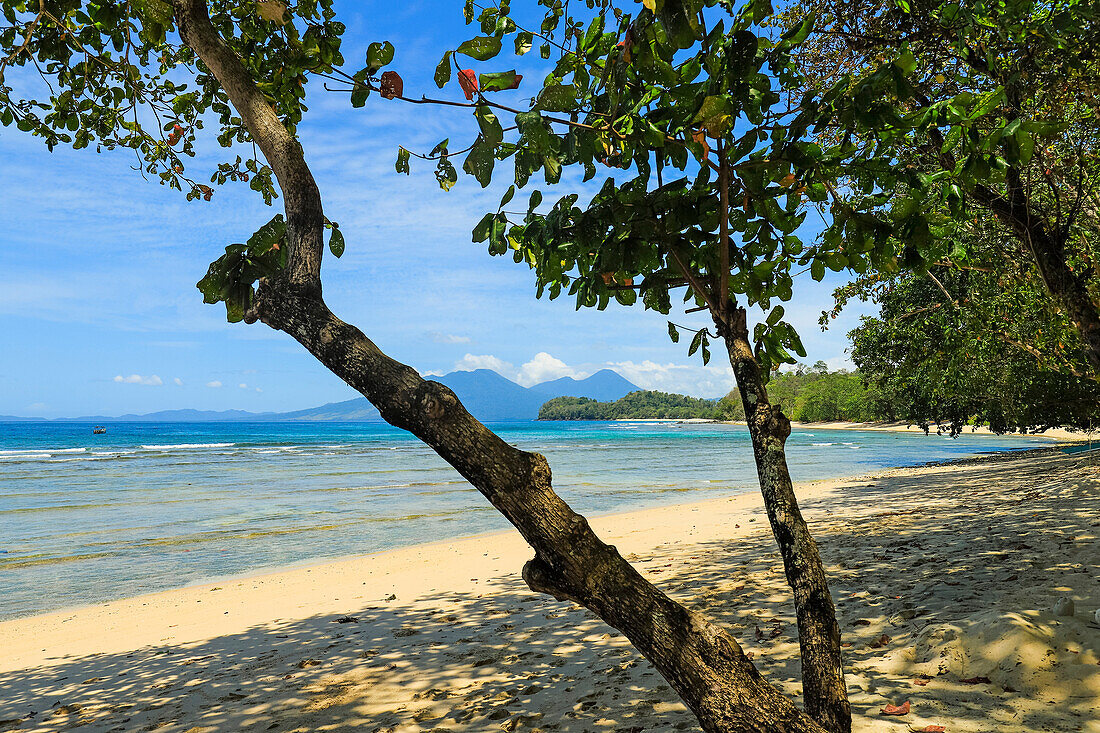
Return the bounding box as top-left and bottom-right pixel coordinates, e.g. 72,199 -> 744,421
715,306 -> 851,733
171,0 -> 829,729
973,172 -> 1100,378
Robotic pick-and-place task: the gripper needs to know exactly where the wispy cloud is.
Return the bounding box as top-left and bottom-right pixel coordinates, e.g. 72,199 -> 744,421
113,374 -> 163,386
452,353 -> 513,375
205,380 -> 223,388
428,331 -> 471,344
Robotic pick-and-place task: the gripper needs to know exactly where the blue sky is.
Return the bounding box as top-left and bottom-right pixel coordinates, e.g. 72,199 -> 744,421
0,0 -> 871,418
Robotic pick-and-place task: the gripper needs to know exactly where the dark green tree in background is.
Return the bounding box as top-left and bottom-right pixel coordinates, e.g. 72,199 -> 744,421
777,0 -> 1100,378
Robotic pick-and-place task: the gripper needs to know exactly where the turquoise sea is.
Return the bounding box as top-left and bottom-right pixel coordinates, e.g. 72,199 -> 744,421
0,420 -> 1054,620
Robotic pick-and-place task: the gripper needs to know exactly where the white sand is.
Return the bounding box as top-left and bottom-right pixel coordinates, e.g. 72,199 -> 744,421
1,447 -> 1098,732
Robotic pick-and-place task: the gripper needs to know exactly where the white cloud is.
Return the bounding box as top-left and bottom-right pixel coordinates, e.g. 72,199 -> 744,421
436,352 -> 734,396
238,383 -> 248,389
515,352 -> 583,387
452,353 -> 515,375
428,331 -> 471,344
113,374 -> 163,386
608,360 -> 736,398
825,355 -> 855,372
206,380 -> 223,388
173,377 -> 184,386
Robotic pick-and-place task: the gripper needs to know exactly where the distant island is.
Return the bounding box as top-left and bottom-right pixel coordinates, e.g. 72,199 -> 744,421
539,391 -> 722,420
538,366 -> 887,423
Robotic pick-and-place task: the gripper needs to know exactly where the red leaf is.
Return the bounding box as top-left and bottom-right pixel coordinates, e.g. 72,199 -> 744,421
880,700 -> 910,716
959,676 -> 991,685
458,69 -> 478,100
380,70 -> 403,99
691,128 -> 710,161
869,633 -> 892,648
915,726 -> 946,733
506,73 -> 522,90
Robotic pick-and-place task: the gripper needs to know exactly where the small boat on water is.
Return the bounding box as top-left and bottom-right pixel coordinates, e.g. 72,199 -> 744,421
92,426 -> 107,434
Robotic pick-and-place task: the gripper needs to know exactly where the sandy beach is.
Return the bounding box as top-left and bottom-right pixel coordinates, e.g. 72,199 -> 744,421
2,446 -> 1098,732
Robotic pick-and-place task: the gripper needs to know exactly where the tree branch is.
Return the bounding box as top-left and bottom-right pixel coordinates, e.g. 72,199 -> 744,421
173,0 -> 324,290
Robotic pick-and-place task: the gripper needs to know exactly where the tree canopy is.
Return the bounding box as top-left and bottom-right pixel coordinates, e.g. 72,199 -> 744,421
539,389 -> 722,419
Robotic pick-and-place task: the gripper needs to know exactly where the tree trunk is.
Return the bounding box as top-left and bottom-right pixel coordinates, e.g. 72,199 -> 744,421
715,306 -> 851,733
243,282 -> 826,732
973,172 -> 1100,377
171,1 -> 829,729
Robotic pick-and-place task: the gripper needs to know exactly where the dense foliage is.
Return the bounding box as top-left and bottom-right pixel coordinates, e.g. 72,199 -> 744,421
715,363 -> 887,422
538,368 -> 890,423
539,390 -> 721,420
779,0 -> 1100,375
849,268 -> 1100,434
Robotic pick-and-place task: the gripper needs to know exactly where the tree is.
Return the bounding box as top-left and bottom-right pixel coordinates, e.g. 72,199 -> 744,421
1,1 -> 833,730
717,368 -> 889,423
777,0 -> 1100,375
376,5 -> 1097,724
382,3 -> 883,728
847,261 -> 1100,434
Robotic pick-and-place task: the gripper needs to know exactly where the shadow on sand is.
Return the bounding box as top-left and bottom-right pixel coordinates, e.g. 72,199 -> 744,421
1,449 -> 1097,732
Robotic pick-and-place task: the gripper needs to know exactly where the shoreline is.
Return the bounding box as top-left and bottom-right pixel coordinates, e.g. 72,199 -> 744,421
591,416 -> 1090,442
2,446 -> 1096,731
3,437 -> 1068,626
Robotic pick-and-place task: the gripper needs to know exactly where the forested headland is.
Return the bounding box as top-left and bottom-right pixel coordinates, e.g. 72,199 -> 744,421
538,363 -> 892,423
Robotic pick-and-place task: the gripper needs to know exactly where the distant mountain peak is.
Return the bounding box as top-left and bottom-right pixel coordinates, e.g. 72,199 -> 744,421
530,369 -> 639,402
9,367 -> 643,423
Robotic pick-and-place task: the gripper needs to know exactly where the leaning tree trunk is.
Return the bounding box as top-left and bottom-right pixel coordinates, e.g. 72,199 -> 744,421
973,170 -> 1100,378
171,0 -> 829,730
715,306 -> 851,733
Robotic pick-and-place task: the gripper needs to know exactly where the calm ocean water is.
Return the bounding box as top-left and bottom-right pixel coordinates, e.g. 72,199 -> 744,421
0,420 -> 1053,619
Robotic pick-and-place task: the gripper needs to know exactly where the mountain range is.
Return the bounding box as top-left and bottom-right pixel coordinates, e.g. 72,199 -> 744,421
0,369 -> 640,423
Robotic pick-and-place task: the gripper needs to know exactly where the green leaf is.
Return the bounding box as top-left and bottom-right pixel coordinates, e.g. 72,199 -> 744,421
366,41 -> 395,73
434,51 -> 452,88
479,70 -> 520,92
457,36 -> 503,61
692,96 -> 735,137
351,84 -> 369,107
472,212 -> 494,242
500,185 -> 515,208
536,84 -> 577,112
329,226 -> 345,258
475,105 -> 503,145
514,31 -> 534,56
436,157 -> 458,191
463,138 -> 496,187
668,321 -> 680,343
894,49 -> 916,75
688,329 -> 703,357
766,305 -> 785,325
395,147 -> 410,174
968,86 -> 1005,120
246,214 -> 286,253
811,258 -> 825,281
134,0 -> 172,26
780,11 -> 815,45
